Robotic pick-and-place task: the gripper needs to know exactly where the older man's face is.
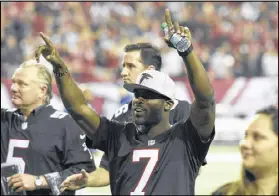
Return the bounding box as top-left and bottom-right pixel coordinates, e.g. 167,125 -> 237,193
10,66 -> 44,110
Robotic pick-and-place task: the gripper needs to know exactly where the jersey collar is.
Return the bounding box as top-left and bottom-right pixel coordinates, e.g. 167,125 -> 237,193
16,104 -> 48,116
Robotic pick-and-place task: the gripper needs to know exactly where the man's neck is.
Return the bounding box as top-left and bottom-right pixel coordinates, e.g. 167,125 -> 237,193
148,125 -> 171,138
143,118 -> 171,138
18,103 -> 45,120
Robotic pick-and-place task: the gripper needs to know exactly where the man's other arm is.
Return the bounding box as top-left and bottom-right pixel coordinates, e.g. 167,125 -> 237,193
86,167 -> 110,187
163,10 -> 215,141
83,153 -> 110,187
83,103 -> 129,188
40,117 -> 97,194
60,116 -> 96,177
181,50 -> 215,141
83,103 -> 128,187
35,33 -> 100,139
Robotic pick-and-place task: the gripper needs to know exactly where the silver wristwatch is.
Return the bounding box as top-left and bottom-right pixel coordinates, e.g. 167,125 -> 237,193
35,176 -> 43,188
176,37 -> 192,53
169,33 -> 192,53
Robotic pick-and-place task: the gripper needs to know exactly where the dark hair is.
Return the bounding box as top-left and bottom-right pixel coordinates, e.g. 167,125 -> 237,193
256,105 -> 278,135
124,43 -> 162,70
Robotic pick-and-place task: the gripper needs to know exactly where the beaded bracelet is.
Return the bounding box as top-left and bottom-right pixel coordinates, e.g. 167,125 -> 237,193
53,69 -> 69,77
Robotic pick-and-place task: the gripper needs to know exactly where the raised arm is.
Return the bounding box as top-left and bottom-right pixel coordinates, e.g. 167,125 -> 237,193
163,9 -> 215,140
35,33 -> 100,139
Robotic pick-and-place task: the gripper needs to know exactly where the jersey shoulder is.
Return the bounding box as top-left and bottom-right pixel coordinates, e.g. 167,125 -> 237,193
1,108 -> 20,122
45,105 -> 70,120
175,100 -> 191,110
40,105 -> 73,129
1,108 -> 17,115
43,105 -> 83,135
169,100 -> 191,124
3,108 -> 17,113
111,103 -> 131,121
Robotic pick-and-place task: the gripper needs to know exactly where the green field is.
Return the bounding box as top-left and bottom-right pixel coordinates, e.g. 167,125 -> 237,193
195,145 -> 241,195
76,145 -> 241,195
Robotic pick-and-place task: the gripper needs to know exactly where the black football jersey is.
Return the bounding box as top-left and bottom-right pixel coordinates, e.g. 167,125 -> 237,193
1,105 -> 95,195
89,116 -> 215,195
95,100 -> 206,170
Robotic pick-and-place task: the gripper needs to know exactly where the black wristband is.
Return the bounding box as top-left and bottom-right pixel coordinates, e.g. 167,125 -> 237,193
178,44 -> 193,57
53,69 -> 69,77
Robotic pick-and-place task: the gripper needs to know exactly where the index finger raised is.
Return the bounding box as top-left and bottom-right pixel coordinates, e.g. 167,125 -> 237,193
165,9 -> 173,30
40,32 -> 53,48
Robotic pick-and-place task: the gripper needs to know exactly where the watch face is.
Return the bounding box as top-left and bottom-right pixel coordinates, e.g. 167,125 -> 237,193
170,34 -> 181,47
36,178 -> 42,186
177,44 -> 186,52
177,38 -> 191,52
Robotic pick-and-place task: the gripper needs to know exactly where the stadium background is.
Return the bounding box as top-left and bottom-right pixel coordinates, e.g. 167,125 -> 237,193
1,2 -> 278,195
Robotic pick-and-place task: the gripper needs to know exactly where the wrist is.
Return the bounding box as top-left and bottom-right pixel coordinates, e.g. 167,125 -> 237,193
34,176 -> 43,189
40,176 -> 49,188
53,66 -> 69,77
178,44 -> 193,57
35,176 -> 48,189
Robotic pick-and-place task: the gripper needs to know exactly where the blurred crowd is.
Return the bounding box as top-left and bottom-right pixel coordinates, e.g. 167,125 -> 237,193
1,2 -> 278,82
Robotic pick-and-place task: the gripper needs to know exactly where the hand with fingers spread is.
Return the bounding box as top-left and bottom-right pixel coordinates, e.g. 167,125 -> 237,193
35,32 -> 67,75
161,9 -> 193,56
59,169 -> 89,192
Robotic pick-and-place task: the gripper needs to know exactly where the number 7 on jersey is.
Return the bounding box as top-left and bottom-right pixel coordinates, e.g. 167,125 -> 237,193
130,149 -> 159,195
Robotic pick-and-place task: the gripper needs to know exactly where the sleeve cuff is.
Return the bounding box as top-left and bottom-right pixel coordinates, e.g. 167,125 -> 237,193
44,172 -> 62,195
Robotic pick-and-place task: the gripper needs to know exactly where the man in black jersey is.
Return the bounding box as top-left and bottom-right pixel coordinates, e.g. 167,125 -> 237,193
1,59 -> 95,195
80,43 -> 192,188
36,8 -> 215,195
58,43 -> 193,190
61,12 -> 205,191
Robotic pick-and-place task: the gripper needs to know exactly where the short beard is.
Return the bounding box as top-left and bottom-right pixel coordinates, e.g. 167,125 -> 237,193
136,109 -> 163,134
136,124 -> 155,135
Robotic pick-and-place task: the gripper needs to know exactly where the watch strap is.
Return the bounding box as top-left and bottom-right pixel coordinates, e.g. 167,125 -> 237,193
178,44 -> 193,57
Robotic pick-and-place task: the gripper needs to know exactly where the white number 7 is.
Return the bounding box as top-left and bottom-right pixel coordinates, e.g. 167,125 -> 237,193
6,139 -> 30,173
130,149 -> 159,195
